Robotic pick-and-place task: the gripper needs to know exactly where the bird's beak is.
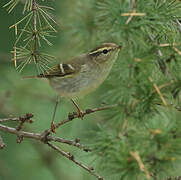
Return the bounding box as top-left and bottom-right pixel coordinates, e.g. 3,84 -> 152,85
117,45 -> 122,50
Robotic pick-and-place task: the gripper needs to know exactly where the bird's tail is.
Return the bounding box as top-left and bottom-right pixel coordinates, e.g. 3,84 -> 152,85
22,74 -> 46,79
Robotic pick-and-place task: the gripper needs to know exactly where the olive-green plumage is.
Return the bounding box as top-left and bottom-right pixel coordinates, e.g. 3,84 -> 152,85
38,43 -> 121,98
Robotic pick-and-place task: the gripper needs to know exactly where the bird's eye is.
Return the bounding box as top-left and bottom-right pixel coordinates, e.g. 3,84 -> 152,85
102,49 -> 108,54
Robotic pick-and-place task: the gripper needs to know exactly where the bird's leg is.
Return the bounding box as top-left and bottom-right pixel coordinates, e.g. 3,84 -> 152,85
51,96 -> 60,133
71,99 -> 84,119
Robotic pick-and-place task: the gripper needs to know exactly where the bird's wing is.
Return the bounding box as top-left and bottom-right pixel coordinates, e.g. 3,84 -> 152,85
41,62 -> 80,78
35,54 -> 87,78
41,54 -> 88,78
23,62 -> 80,79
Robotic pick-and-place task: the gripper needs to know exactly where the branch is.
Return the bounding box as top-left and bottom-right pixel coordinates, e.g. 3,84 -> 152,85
0,104 -> 119,179
0,104 -> 119,148
47,142 -> 104,180
0,117 -> 23,123
0,120 -> 102,179
0,113 -> 34,129
55,104 -> 120,129
32,0 -> 38,63
0,123 -> 89,151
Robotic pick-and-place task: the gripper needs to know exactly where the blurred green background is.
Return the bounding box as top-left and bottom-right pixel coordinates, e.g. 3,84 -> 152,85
0,1 -> 105,180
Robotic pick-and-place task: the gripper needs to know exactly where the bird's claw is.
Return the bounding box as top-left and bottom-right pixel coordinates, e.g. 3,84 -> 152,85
77,109 -> 84,120
51,122 -> 56,133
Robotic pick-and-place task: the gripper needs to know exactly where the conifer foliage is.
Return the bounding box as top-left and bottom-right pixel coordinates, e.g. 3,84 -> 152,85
85,0 -> 181,179
65,0 -> 181,179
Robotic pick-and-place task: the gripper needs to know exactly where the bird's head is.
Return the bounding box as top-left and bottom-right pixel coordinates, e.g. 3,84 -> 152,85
88,42 -> 122,64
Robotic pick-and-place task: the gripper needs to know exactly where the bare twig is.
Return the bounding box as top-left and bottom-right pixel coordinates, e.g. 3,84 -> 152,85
47,142 -> 104,180
38,104 -> 120,144
0,104 -> 119,179
16,113 -> 34,131
0,117 -> 23,123
0,123 -> 89,151
32,0 -> 38,63
0,104 -> 119,146
49,136 -> 90,152
0,114 -> 34,124
0,119 -> 100,179
55,104 -> 120,129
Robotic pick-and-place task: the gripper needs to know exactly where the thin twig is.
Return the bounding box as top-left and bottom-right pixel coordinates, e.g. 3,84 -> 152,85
159,43 -> 179,47
0,123 -> 89,151
0,104 -> 119,146
39,104 -> 121,143
47,142 -> 104,180
151,80 -> 175,94
130,151 -> 150,179
0,104 -> 119,179
49,136 -> 90,152
121,12 -> 146,16
173,47 -> 181,56
16,113 -> 34,131
14,46 -> 17,67
0,117 -> 22,123
0,114 -> 34,123
125,10 -> 136,24
149,77 -> 168,108
55,104 -> 120,129
0,120 -> 101,179
50,96 -> 60,133
32,0 -> 38,63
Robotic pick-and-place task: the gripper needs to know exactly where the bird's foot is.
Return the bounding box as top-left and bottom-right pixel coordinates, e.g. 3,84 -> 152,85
77,109 -> 84,120
51,122 -> 56,133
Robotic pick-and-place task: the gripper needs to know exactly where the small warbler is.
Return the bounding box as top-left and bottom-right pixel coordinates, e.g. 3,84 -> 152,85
26,42 -> 121,131
37,42 -> 121,97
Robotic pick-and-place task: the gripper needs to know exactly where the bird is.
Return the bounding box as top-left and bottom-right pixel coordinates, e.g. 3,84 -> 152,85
25,42 -> 121,132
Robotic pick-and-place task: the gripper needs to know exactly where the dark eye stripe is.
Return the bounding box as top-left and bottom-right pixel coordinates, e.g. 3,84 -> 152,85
90,48 -> 112,57
89,51 -> 102,57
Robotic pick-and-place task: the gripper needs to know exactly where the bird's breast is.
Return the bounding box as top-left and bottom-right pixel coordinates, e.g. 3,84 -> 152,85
49,62 -> 112,98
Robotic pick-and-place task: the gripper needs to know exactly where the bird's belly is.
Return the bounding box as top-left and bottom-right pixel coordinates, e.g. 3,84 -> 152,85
49,67 -> 110,98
